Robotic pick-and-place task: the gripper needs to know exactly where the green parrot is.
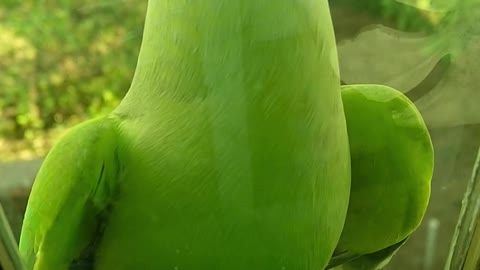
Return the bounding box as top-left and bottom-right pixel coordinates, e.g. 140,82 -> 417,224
327,84 -> 434,270
17,1 -> 434,269
19,1 -> 352,269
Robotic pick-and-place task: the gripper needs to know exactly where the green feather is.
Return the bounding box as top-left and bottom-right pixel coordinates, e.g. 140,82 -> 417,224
329,84 -> 433,269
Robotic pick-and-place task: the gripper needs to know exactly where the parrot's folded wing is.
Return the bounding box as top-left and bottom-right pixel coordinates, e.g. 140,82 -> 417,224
18,116 -> 121,270
327,237 -> 409,270
333,84 -> 433,269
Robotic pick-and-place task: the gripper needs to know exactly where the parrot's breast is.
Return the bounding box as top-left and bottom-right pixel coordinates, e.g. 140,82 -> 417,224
96,85 -> 350,269
94,0 -> 350,268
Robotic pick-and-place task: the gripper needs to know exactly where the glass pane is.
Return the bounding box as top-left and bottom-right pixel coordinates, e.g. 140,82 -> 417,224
1,1 -> 478,269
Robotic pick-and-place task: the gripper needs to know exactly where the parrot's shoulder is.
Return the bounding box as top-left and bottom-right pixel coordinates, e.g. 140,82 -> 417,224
19,115 -> 123,270
33,115 -> 122,208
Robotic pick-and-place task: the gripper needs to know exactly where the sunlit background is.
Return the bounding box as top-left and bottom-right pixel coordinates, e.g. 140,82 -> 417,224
1,0 -> 478,269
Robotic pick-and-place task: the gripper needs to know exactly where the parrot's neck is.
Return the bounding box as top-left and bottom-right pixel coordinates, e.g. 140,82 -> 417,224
116,0 -> 340,115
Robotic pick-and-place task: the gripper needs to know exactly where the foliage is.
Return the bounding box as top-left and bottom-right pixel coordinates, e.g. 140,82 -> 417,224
0,0 -> 146,159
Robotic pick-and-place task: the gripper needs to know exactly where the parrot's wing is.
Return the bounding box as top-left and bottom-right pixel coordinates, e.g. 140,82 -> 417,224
18,116 -> 121,270
327,237 -> 409,270
0,203 -> 24,270
332,84 -> 433,269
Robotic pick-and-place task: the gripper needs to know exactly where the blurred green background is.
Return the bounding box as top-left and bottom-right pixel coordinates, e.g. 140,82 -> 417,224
0,0 -> 146,160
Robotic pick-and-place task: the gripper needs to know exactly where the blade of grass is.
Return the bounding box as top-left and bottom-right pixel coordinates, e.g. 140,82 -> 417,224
445,147 -> 480,270
0,204 -> 24,270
